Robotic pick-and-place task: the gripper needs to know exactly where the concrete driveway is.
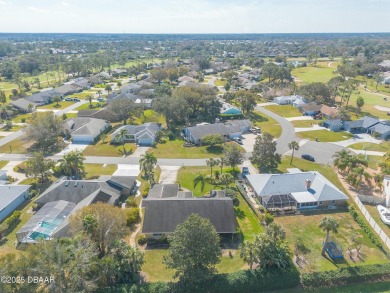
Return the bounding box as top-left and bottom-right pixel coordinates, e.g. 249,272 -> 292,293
331,133 -> 382,148
113,164 -> 140,177
159,165 -> 181,184
129,146 -> 149,157
241,133 -> 258,152
57,143 -> 89,155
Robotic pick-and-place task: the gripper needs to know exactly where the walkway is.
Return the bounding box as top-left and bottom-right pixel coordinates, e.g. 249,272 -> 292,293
295,125 -> 327,132
1,161 -> 26,184
331,133 -> 382,147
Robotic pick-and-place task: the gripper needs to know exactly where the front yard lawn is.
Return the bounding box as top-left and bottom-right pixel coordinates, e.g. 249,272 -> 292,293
84,164 -> 117,179
39,101 -> 75,109
75,102 -> 104,111
83,138 -> 136,157
11,113 -> 32,123
291,119 -> 322,128
149,139 -> 243,159
297,130 -> 353,142
1,124 -> 24,132
251,111 -> 282,138
275,210 -> 389,273
264,105 -> 302,118
348,142 -> 390,152
0,136 -> 34,154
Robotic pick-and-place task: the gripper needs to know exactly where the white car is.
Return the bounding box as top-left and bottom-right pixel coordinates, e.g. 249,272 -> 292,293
377,205 -> 390,225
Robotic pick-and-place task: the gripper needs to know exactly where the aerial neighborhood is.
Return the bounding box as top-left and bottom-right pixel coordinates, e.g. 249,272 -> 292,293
1,32 -> 390,292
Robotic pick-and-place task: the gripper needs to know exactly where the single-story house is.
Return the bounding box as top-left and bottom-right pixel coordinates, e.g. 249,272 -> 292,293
367,122 -> 390,140
96,72 -> 111,80
9,98 -> 38,113
320,105 -> 339,119
184,119 -> 251,145
16,176 -> 136,243
110,122 -> 161,146
273,96 -> 291,105
323,119 -> 344,132
299,103 -> 322,116
63,117 -> 110,143
273,95 -> 306,106
141,184 -> 236,237
292,96 -> 308,108
220,104 -> 242,115
0,185 -> 31,222
246,169 -> 348,210
343,116 -> 380,133
54,84 -> 82,96
111,68 -> 127,77
25,89 -> 60,105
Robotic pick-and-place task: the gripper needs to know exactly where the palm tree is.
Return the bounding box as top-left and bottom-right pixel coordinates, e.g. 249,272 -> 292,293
266,223 -> 286,241
53,95 -> 61,107
87,95 -> 93,108
115,128 -> 129,155
105,85 -> 112,95
220,173 -> 234,192
219,156 -> 227,174
97,90 -> 102,99
27,103 -> 34,113
206,158 -> 218,177
346,167 -> 371,191
193,173 -> 207,194
139,153 -> 157,178
82,214 -> 98,235
319,217 -> 339,256
239,240 -> 256,270
333,149 -> 351,174
59,150 -> 86,179
288,141 -> 299,164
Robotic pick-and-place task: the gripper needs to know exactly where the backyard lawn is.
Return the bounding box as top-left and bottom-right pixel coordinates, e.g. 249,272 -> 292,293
252,111 -> 282,138
149,140 -> 243,159
133,109 -> 166,127
84,164 -> 117,179
142,249 -> 247,282
291,119 -> 322,128
264,105 -> 302,118
275,210 -> 389,273
363,204 -> 390,238
292,62 -> 338,84
348,142 -> 390,152
297,130 -> 353,142
83,138 -> 136,157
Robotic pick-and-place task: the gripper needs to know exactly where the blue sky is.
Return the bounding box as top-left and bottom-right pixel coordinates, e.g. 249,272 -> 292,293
0,0 -> 389,33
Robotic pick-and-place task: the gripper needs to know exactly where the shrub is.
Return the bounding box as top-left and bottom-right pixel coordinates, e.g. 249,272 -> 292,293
142,184 -> 150,198
348,206 -> 382,249
301,263 -> 390,289
225,188 -> 239,206
137,235 -> 146,245
127,208 -> 140,226
264,212 -> 274,225
5,211 -> 22,230
126,197 -> 138,208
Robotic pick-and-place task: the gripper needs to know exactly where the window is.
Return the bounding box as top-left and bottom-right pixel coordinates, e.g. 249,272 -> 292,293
319,201 -> 323,205
332,200 -> 336,204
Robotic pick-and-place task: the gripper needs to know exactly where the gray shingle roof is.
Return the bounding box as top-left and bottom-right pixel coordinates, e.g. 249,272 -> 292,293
10,98 -> 38,111
186,123 -> 241,141
0,185 -> 31,212
111,122 -> 161,141
368,122 -> 390,135
142,198 -> 236,234
246,171 -> 348,202
64,117 -> 108,137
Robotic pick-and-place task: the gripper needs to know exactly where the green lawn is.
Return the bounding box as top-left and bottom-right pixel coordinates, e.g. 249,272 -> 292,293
0,136 -> 34,154
75,102 -> 104,111
297,130 -> 353,142
1,124 -> 24,132
344,90 -> 390,120
275,210 -> 389,273
0,160 -> 9,169
292,62 -> 338,84
142,249 -> 246,282
150,140 -> 243,159
39,101 -> 75,109
11,113 -> 32,123
68,91 -> 97,100
251,111 -> 282,138
348,142 -> 390,152
84,164 -> 117,179
264,105 -> 302,118
133,109 -> 166,127
291,120 -> 323,128
214,79 -> 228,87
367,155 -> 383,170
83,138 -> 136,157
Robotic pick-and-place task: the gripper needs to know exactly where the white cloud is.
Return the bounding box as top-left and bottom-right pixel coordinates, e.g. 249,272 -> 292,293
28,6 -> 49,13
62,1 -> 69,6
0,0 -> 8,5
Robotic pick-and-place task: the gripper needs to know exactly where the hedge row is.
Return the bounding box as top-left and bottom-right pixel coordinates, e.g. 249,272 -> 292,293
105,266 -> 300,293
301,263 -> 390,289
349,206 -> 383,249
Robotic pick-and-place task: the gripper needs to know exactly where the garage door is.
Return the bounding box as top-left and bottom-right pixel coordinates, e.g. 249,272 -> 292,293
138,138 -> 152,146
72,135 -> 93,143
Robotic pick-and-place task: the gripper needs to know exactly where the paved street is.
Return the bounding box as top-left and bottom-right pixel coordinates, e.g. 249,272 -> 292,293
291,141 -> 345,165
255,105 -> 297,154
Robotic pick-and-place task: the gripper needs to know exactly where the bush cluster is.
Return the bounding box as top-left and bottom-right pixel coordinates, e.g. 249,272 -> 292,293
348,206 -> 383,249
126,208 -> 140,226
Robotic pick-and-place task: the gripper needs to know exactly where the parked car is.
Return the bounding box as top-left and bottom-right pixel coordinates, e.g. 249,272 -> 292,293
242,167 -> 250,177
301,154 -> 315,162
233,137 -> 243,145
64,97 -> 73,101
97,98 -> 106,102
73,98 -> 81,102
